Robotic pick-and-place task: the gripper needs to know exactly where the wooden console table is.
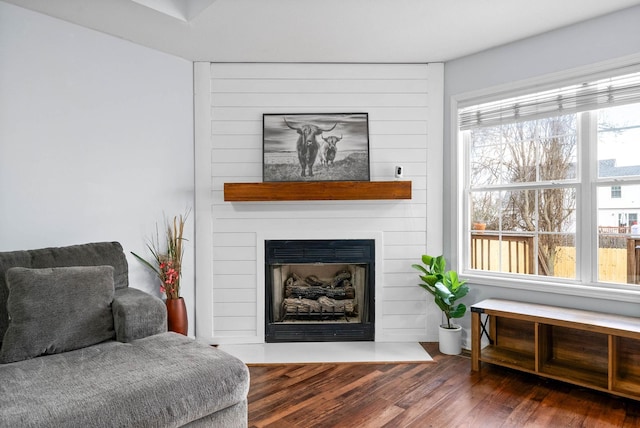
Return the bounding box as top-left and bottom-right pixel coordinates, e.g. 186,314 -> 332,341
471,298 -> 640,401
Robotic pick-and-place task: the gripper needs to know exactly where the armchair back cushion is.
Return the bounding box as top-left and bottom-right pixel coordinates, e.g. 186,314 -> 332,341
0,265 -> 116,363
0,242 -> 128,349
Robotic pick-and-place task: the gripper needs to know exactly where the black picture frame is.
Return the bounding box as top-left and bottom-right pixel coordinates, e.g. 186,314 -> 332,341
263,113 -> 370,182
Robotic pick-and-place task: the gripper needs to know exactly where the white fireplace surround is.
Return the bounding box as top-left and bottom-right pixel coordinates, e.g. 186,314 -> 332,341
257,231 -> 384,343
193,62 -> 443,345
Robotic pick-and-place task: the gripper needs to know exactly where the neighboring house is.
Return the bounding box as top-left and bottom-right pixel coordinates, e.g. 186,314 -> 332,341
597,159 -> 640,229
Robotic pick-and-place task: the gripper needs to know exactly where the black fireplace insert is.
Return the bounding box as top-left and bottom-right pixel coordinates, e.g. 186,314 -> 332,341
265,239 -> 375,342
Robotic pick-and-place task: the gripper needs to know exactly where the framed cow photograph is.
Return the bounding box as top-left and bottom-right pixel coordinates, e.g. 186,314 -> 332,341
263,113 -> 370,182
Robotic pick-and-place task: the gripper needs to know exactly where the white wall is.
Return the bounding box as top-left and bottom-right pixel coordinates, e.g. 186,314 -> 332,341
444,5 -> 640,347
0,3 -> 196,333
195,63 -> 444,344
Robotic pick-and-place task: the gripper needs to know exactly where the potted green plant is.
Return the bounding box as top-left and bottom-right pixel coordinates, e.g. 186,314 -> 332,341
412,254 -> 469,355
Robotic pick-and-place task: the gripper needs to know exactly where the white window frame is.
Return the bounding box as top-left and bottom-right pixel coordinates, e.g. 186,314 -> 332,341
450,55 -> 640,303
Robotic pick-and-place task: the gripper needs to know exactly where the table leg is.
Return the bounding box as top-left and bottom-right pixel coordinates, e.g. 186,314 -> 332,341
471,310 -> 480,371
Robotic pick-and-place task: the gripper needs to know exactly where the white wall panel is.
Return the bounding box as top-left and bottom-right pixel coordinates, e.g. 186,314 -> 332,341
212,288 -> 257,302
212,79 -> 429,94
213,107 -> 431,121
195,62 -> 443,343
211,274 -> 256,289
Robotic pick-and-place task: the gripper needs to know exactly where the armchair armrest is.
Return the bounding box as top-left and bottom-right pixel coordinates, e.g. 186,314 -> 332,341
112,288 -> 167,342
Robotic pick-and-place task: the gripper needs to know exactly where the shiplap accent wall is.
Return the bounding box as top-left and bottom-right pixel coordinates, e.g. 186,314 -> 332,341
194,63 -> 444,344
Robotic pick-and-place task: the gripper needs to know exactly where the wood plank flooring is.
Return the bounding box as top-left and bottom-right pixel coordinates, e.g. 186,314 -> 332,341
247,343 -> 640,427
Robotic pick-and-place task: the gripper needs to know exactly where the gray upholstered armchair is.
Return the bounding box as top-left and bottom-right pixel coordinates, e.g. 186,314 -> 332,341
0,242 -> 249,427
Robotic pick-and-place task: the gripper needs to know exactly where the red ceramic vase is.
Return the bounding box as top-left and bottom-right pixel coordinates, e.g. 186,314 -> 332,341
166,297 -> 188,335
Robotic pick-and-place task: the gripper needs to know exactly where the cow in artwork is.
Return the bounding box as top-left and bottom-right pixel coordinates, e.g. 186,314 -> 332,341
319,135 -> 342,166
283,117 -> 337,177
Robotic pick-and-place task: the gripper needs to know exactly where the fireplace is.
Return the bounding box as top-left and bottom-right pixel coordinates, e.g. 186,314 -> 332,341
265,239 -> 375,342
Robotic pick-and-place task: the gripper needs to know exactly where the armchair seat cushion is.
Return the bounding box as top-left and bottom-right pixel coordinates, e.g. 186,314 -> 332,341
0,332 -> 250,428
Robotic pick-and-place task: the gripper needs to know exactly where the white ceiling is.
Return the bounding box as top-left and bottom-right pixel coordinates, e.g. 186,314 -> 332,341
4,0 -> 640,62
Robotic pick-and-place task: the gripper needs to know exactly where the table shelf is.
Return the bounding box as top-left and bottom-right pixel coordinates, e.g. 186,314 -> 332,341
480,346 -> 536,372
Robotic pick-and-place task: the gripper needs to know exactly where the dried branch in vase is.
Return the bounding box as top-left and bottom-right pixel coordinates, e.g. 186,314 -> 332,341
131,210 -> 190,300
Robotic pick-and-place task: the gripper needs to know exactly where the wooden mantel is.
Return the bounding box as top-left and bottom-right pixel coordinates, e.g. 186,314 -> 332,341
224,180 -> 412,202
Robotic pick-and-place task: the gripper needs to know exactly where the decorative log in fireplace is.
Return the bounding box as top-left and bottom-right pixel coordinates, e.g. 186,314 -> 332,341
265,239 -> 375,342
285,285 -> 355,300
281,271 -> 357,320
285,272 -> 355,299
281,297 -> 355,319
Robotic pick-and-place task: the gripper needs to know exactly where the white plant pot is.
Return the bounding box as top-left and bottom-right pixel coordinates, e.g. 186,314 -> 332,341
438,324 -> 462,355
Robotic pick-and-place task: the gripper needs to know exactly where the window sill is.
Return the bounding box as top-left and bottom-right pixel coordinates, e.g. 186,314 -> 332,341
462,271 -> 640,304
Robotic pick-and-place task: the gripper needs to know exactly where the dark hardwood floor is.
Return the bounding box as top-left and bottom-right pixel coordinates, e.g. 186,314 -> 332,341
247,343 -> 640,427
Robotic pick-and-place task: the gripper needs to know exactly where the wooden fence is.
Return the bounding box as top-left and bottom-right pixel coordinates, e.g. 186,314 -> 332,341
628,237 -> 640,284
471,233 -> 534,274
471,233 -> 640,284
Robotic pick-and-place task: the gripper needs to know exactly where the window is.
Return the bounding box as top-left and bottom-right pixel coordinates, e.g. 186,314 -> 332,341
611,186 -> 622,198
459,69 -> 640,288
618,213 -> 628,227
